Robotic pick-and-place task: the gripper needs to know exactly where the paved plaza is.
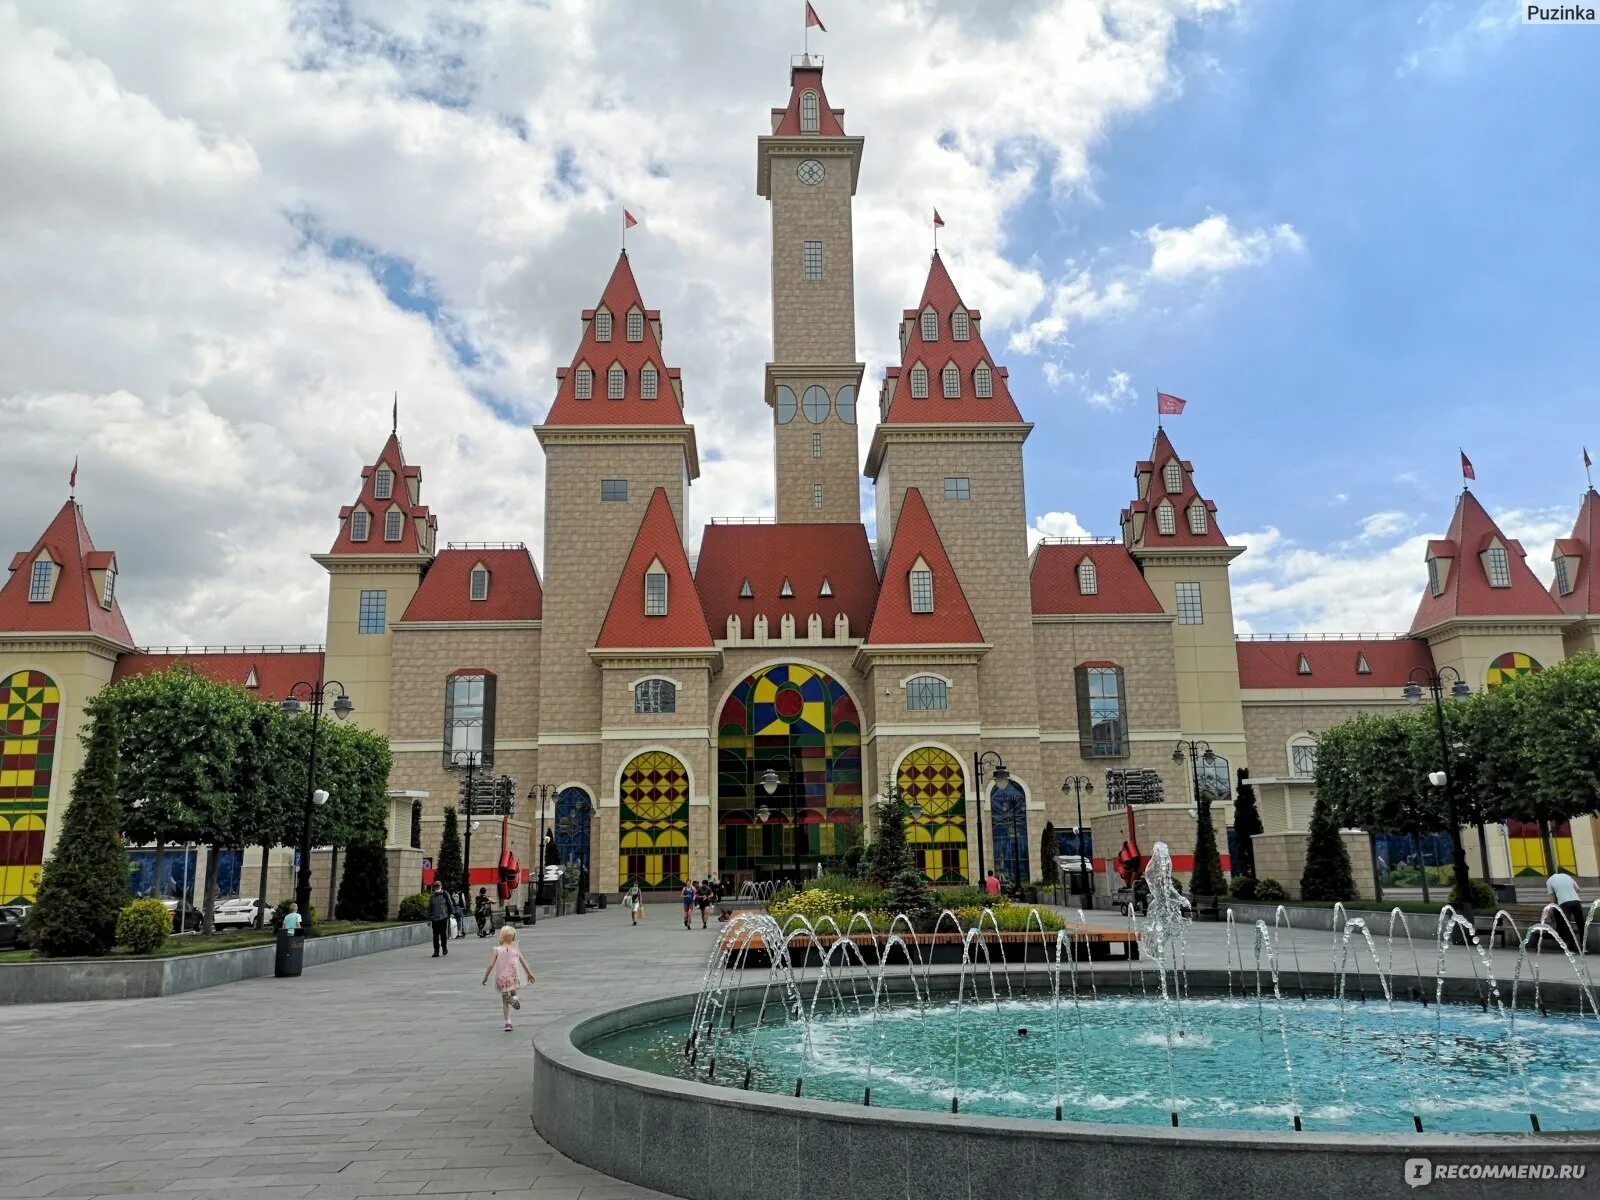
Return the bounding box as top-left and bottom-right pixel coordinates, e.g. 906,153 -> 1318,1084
0,902 -> 1589,1200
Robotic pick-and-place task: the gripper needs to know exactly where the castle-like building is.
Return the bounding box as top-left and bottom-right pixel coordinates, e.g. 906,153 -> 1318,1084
5,57 -> 1598,905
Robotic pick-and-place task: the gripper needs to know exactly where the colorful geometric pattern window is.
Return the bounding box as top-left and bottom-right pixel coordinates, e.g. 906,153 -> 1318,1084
618,750 -> 689,891
1486,652 -> 1541,689
1,670 -> 57,903
716,664 -> 862,875
897,746 -> 968,883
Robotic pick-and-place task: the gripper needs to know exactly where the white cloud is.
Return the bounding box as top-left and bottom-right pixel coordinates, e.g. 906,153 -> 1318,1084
1086,369 -> 1136,411
1357,510 -> 1416,542
1144,214 -> 1303,281
1028,510 -> 1094,551
1009,269 -> 1138,354
1400,1 -> 1518,78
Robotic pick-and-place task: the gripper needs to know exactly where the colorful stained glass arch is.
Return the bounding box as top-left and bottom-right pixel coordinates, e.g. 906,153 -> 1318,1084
897,746 -> 968,883
618,751 -> 690,891
1486,652 -> 1542,689
1,670 -> 59,903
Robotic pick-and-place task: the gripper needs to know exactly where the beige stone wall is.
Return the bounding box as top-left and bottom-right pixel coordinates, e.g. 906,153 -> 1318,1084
1253,829 -> 1375,900
1423,624 -> 1570,692
1139,558 -> 1247,773
772,378 -> 863,524
321,559 -> 426,737
1086,802 -> 1231,894
1562,620 -> 1600,660
767,145 -> 858,364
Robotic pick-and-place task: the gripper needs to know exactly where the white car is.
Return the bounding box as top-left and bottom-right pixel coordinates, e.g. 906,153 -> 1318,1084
212,898 -> 272,928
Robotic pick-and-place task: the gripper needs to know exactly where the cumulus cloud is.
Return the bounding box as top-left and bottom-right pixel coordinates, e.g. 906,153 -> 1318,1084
1009,269 -> 1138,354
1028,509 -> 1094,551
1086,369 -> 1136,411
1143,214 -> 1304,281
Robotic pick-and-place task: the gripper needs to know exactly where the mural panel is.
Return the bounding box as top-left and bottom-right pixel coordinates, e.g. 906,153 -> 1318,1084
1487,652 -> 1542,689
0,670 -> 57,904
898,746 -> 967,883
618,752 -> 689,891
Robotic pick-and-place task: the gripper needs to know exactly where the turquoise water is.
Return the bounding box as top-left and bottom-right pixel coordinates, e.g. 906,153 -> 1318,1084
585,994 -> 1600,1133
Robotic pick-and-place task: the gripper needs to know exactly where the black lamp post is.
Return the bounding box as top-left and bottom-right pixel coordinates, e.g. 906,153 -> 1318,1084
1404,666 -> 1474,914
530,783 -> 557,907
280,681 -> 353,920
971,751 -> 1010,887
451,750 -> 489,901
758,754 -> 801,886
1060,775 -> 1094,906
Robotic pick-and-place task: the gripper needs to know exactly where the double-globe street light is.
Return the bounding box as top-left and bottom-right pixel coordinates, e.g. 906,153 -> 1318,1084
1060,775 -> 1095,906
451,749 -> 490,903
1403,665 -> 1475,915
280,681 -> 353,920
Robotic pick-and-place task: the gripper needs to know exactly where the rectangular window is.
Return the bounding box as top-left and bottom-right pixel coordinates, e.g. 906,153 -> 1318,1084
101,565 -> 116,609
385,509 -> 404,541
350,510 -> 370,542
443,673 -> 496,770
634,678 -> 677,714
374,468 -> 394,500
1291,744 -> 1318,778
1188,504 -> 1208,535
1155,504 -> 1176,535
644,571 -> 668,616
811,432 -> 822,458
1074,665 -> 1126,757
1555,557 -> 1572,595
574,367 -> 593,399
952,310 -> 970,340
803,240 -> 822,281
943,477 -> 971,501
641,367 -> 658,399
601,479 -> 628,502
358,589 -> 387,635
905,676 -> 949,710
1164,461 -> 1183,494
909,568 -> 934,613
1175,581 -> 1203,625
627,311 -> 644,341
1485,546 -> 1510,588
812,483 -> 824,510
594,312 -> 612,341
27,559 -> 52,602
469,567 -> 489,601
1427,557 -> 1442,596
608,366 -> 625,399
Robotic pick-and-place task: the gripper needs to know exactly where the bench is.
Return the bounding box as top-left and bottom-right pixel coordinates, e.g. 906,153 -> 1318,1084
1475,904 -> 1594,951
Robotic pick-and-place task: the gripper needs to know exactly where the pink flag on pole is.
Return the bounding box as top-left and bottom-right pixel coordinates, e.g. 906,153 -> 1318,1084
1156,392 -> 1186,416
806,2 -> 826,31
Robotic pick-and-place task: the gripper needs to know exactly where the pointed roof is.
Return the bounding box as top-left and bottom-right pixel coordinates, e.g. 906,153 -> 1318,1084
695,523 -> 878,634
865,489 -> 983,645
1235,639 -> 1433,689
1552,488 -> 1600,616
0,501 -> 134,644
596,489 -> 712,649
881,253 -> 1025,426
400,547 -> 543,622
542,252 -> 687,428
1122,428 -> 1228,550
1410,489 -> 1564,632
770,64 -> 847,137
328,432 -> 436,556
113,649 -> 325,703
1030,543 -> 1165,616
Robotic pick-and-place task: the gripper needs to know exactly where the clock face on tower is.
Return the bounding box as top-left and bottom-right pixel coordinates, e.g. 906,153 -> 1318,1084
797,159 -> 825,186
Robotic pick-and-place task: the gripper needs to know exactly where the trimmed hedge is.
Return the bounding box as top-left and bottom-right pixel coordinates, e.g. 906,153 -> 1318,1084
116,898 -> 171,954
397,892 -> 432,922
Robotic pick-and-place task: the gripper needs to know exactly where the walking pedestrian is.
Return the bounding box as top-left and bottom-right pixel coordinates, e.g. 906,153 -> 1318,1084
681,880 -> 696,929
428,881 -> 450,957
474,887 -> 493,937
1547,867 -> 1588,952
481,926 -> 535,1032
452,889 -> 468,939
695,879 -> 712,928
626,882 -> 643,926
983,870 -> 1001,898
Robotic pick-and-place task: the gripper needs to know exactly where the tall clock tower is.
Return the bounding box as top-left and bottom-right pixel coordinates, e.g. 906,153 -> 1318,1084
757,58 -> 866,524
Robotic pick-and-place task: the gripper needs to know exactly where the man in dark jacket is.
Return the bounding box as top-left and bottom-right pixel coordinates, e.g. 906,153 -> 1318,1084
428,882 -> 450,957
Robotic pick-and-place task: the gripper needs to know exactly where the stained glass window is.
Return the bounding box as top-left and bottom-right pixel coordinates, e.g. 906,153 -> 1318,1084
0,670 -> 57,903
619,750 -> 690,891
898,747 -> 967,883
555,787 -> 593,875
989,780 -> 1029,886
905,676 -> 948,710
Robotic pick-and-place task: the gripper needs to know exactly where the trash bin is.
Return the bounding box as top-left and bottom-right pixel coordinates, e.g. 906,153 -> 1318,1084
274,929 -> 304,978
596,893 -> 607,910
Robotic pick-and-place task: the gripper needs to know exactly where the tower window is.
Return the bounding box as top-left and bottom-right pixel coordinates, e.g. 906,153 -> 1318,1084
974,363 -> 992,398
385,509 -> 404,541
906,676 -> 949,711
1356,652 -> 1372,674
921,309 -> 939,342
1296,653 -> 1312,675
27,558 -> 53,602
803,385 -> 829,422
1555,557 -> 1572,595
1427,557 -> 1443,596
941,363 -> 960,398
1075,665 -> 1126,758
835,384 -> 857,425
775,385 -> 797,424
350,510 -> 370,542
594,311 -> 612,341
641,365 -> 658,399
634,678 -> 676,714
600,479 -> 628,502
1078,559 -> 1097,595
780,578 -> 795,597
1291,743 -> 1318,778
1155,502 -> 1176,536
1188,503 -> 1208,535
800,90 -> 820,133
910,365 -> 928,399
812,484 -> 824,510
101,563 -> 116,609
803,240 -> 822,281
1164,460 -> 1183,494
952,310 -> 970,340
909,568 -> 934,613
627,311 -> 644,342
943,477 -> 970,501
644,565 -> 668,616
358,589 -> 387,634
443,672 -> 494,766
1175,581 -> 1203,624
374,465 -> 394,500
811,432 -> 822,458
574,365 -> 593,399
470,566 -> 490,601
608,365 -> 625,399
1485,545 -> 1511,588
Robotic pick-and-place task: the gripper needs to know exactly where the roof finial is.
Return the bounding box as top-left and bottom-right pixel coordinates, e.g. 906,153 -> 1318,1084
392,392 -> 398,435
69,455 -> 78,499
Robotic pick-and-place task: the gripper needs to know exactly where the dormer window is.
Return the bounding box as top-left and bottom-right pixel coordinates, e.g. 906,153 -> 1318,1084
626,310 -> 644,342
974,363 -> 992,398
27,557 -> 54,602
385,508 -> 404,542
909,559 -> 934,614
1555,556 -> 1573,596
608,365 -> 625,400
819,578 -> 833,597
779,578 -> 794,598
641,365 -> 658,400
941,363 -> 960,399
1077,559 -> 1098,595
1296,654 -> 1312,675
1188,503 -> 1208,535
575,364 -> 593,399
1356,652 -> 1372,675
374,465 -> 394,500
1155,502 -> 1176,536
1163,460 -> 1183,494
594,311 -> 613,342
921,309 -> 939,342
350,509 -> 371,542
644,559 -> 668,617
101,562 -> 117,609
952,309 -> 970,340
1427,556 -> 1444,597
910,364 -> 929,399
739,578 -> 753,598
800,90 -> 820,133
1484,544 -> 1511,588
469,565 -> 490,602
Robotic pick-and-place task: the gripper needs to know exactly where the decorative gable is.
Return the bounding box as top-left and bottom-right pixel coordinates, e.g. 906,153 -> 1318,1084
864,488 -> 983,645
328,432 -> 437,557
595,489 -> 712,649
0,500 -> 135,645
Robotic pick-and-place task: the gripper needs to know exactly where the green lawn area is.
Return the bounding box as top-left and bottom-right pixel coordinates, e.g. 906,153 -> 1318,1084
0,920 -> 405,963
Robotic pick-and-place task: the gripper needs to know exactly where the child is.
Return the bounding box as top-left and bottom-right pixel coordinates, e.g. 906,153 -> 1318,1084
481,926 -> 535,1031
282,902 -> 302,935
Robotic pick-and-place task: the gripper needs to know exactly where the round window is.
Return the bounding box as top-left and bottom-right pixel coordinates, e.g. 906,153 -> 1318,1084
797,159 -> 825,186
803,385 -> 829,423
834,384 -> 857,425
775,385 -> 797,424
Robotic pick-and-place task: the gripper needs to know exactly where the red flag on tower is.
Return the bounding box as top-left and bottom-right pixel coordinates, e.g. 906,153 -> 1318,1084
624,210 -> 638,229
806,2 -> 826,31
933,209 -> 945,227
69,457 -> 78,491
1460,450 -> 1475,482
1156,392 -> 1186,416
1585,447 -> 1592,469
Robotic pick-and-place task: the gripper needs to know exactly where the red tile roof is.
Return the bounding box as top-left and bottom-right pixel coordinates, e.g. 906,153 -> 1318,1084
1410,489 -> 1564,632
694,523 -> 878,636
542,252 -> 687,428
400,548 -> 542,622
771,66 -> 847,136
1236,639 -> 1433,690
328,433 -> 437,555
0,501 -> 134,645
112,650 -> 325,703
1552,488 -> 1599,616
595,489 -> 713,649
1030,543 -> 1165,616
865,489 -> 984,645
881,253 -> 1025,426
1122,428 -> 1228,549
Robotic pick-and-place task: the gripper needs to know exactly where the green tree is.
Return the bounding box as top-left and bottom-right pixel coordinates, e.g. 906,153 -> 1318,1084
1231,769 -> 1262,879
336,837 -> 390,920
34,708 -> 130,957
1189,793 -> 1226,898
437,807 -> 464,896
1300,791 -> 1356,901
888,868 -> 935,920
1511,653 -> 1600,869
1038,822 -> 1058,886
865,785 -> 914,884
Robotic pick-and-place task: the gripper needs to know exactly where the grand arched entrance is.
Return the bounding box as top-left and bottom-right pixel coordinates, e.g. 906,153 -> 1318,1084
716,664 -> 861,882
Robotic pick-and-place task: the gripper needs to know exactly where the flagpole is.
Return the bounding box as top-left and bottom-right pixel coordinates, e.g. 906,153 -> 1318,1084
1585,448 -> 1593,489
1156,392 -> 1162,431
622,209 -> 627,253
933,211 -> 938,254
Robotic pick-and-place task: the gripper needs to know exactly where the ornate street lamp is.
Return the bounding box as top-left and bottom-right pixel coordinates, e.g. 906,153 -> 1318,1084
280,681 -> 352,919
971,751 -> 1009,887
759,756 -> 801,884
1404,666 -> 1475,914
1060,775 -> 1095,906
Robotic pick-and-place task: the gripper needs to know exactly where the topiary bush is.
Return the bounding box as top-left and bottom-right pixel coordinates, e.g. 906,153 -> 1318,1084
889,869 -> 935,919
1229,875 -> 1259,901
115,898 -> 171,954
397,892 -> 432,922
1465,878 -> 1496,911
335,838 -> 390,921
1254,878 -> 1288,903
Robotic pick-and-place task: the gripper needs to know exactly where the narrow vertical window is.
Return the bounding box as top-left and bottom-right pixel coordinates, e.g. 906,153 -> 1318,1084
101,563 -> 117,609
1428,557 -> 1443,597
641,365 -> 658,399
1074,666 -> 1126,757
921,309 -> 939,341
385,509 -> 404,541
800,90 -> 820,133
1485,545 -> 1511,587
1077,559 -> 1097,595
574,365 -> 593,399
1175,581 -> 1203,625
626,311 -> 644,341
812,484 -> 824,510
608,365 -> 625,399
941,363 -> 960,398
1555,557 -> 1572,595
443,672 -> 495,767
374,466 -> 394,500
1188,503 -> 1208,535
909,569 -> 934,613
594,311 -> 612,341
358,589 -> 387,634
27,559 -> 53,602
803,240 -> 822,280
952,310 -> 970,340
350,510 -> 370,542
644,567 -> 668,616
910,365 -> 928,398
974,363 -> 992,398
1155,503 -> 1176,535
1164,460 -> 1183,493
811,432 -> 822,458
469,566 -> 490,601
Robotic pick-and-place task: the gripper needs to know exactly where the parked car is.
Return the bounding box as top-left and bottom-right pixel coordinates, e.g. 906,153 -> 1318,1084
212,898 -> 271,929
161,899 -> 205,933
0,907 -> 23,950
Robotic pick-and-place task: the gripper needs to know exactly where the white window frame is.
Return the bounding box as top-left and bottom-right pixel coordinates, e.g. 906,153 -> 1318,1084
1155,502 -> 1176,536
644,564 -> 668,617
594,311 -> 612,342
952,309 -> 970,340
803,240 -> 822,281
1555,556 -> 1572,595
812,484 -> 824,510
909,567 -> 934,614
941,363 -> 960,399
974,363 -> 992,398
921,309 -> 939,341
626,310 -> 644,342
1175,581 -> 1203,625
799,90 -> 820,133
1163,460 -> 1183,494
943,477 -> 970,501
374,465 -> 394,500
1077,559 -> 1097,595
1188,503 -> 1208,535
101,563 -> 116,609
641,365 -> 658,400
350,509 -> 370,542
384,508 -> 404,542
910,365 -> 928,399
469,566 -> 490,602
574,365 -> 593,400
1485,545 -> 1511,588
607,365 -> 625,400
26,558 -> 53,603
905,675 -> 949,711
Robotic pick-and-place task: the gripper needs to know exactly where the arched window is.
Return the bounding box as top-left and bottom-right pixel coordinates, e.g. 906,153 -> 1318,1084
607,365 -> 625,399
626,310 -> 644,341
803,384 -> 829,422
644,560 -> 668,616
1163,460 -> 1183,494
1155,502 -> 1176,536
574,365 -> 593,399
905,676 -> 948,710
442,672 -> 495,768
634,678 -> 677,714
374,465 -> 394,500
834,384 -> 857,424
973,363 -> 992,398
910,365 -> 929,398
469,565 -> 490,601
384,508 -> 404,541
641,365 -> 658,399
1188,503 -> 1208,535
941,363 -> 960,398
0,669 -> 60,902
349,509 -> 370,542
952,309 -> 970,340
1290,738 -> 1318,778
800,90 -> 820,133
554,787 -> 593,875
1077,559 -> 1097,595
594,311 -> 612,341
618,750 -> 690,890
921,309 -> 939,341
775,385 -> 797,423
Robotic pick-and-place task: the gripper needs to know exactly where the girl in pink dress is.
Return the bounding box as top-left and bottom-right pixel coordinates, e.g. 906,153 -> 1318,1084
481,926 -> 535,1031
